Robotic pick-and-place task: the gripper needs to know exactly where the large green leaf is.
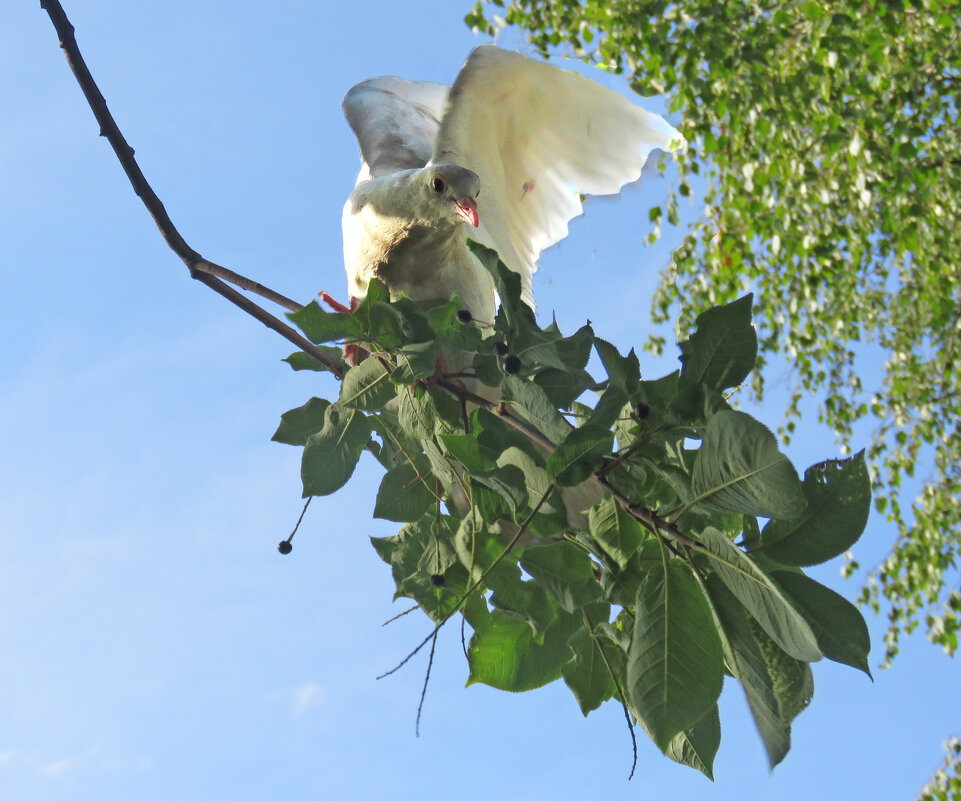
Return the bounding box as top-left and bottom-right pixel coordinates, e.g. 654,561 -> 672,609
697,527 -> 821,663
627,559 -> 724,751
691,410 -> 805,518
301,403 -> 371,497
678,294 -> 757,392
759,452 -> 872,566
704,575 -> 813,768
468,608 -> 580,692
289,300 -> 363,343
772,570 -> 872,677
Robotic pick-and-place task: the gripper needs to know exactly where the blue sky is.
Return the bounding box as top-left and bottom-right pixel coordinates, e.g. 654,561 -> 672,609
2,2 -> 958,799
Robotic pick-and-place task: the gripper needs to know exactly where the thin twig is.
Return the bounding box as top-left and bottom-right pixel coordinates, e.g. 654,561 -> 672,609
39,0 -> 342,378
376,485 -> 554,680
415,629 -> 439,738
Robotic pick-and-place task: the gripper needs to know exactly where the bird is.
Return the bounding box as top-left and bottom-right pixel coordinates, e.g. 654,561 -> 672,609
335,46 -> 679,532
337,45 -> 679,326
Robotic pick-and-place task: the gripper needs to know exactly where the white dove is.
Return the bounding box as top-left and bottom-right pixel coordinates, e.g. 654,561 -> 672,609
335,46 -> 678,532
337,45 -> 679,325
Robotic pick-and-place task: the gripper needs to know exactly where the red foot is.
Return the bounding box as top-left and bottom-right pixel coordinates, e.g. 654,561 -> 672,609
319,291 -> 355,313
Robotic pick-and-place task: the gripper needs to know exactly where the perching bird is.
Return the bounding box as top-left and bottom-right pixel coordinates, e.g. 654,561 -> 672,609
338,45 -> 679,325
337,46 -> 679,532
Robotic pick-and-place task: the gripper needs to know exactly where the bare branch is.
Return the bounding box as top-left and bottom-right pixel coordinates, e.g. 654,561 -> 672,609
39,0 -> 342,378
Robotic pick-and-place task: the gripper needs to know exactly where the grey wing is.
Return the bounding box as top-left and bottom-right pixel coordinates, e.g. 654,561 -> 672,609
433,46 -> 680,306
343,77 -> 450,181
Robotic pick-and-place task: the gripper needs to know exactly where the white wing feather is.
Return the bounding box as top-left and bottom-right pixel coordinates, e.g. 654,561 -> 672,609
342,77 -> 449,181
432,46 -> 679,305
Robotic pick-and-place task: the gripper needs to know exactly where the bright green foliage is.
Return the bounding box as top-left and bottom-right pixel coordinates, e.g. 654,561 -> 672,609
917,737 -> 961,801
276,244 -> 871,775
465,0 -> 961,669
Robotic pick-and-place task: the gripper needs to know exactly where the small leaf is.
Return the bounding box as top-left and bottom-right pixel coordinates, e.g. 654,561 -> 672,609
627,559 -> 724,750
272,398 -> 330,446
664,705 -> 720,779
289,300 -> 363,343
390,340 -> 438,384
588,496 -> 647,570
339,356 -> 395,410
283,347 -> 345,373
691,410 -> 805,518
373,455 -> 435,522
501,375 -> 573,443
520,541 -> 602,613
594,338 -> 641,396
561,623 -> 618,716
546,424 -> 614,486
301,403 -> 371,496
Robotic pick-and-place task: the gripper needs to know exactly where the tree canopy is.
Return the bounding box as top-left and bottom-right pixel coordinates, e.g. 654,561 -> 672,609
466,0 -> 961,671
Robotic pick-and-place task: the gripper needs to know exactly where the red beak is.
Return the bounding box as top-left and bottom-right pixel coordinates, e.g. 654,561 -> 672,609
455,198 -> 479,228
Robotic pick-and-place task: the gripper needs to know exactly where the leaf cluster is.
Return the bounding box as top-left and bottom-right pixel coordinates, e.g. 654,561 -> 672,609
465,0 -> 961,669
275,243 -> 871,776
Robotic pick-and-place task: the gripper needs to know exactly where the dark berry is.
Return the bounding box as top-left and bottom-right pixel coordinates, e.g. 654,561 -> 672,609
501,355 -> 521,374
634,402 -> 651,420
430,574 -> 446,587
277,540 -> 293,555
456,308 -> 473,323
493,341 -> 509,356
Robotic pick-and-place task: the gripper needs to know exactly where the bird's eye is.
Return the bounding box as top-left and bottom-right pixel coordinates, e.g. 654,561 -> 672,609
431,176 -> 446,193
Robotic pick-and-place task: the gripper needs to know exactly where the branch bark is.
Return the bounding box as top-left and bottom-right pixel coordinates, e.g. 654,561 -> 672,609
39,0 -> 341,378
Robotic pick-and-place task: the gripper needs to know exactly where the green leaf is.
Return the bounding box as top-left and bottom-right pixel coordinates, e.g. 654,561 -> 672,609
704,575 -> 812,768
546,424 -> 614,486
664,704 -> 721,780
501,375 -> 573,443
373,455 -> 435,523
390,340 -> 438,384
678,294 -> 758,392
627,559 -> 724,751
772,570 -> 872,677
594,338 -> 641,396
468,608 -> 580,692
520,541 -> 602,613
289,300 -> 363,343
697,527 -> 821,662
338,356 -> 395,410
759,452 -> 872,566
301,403 -> 371,496
587,496 -> 647,570
533,366 -> 596,409
691,410 -> 805,518
561,623 -> 618,716
272,397 -> 330,446
283,347 -> 345,373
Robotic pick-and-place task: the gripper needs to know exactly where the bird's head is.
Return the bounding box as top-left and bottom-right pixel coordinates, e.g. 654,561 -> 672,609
422,164 -> 480,228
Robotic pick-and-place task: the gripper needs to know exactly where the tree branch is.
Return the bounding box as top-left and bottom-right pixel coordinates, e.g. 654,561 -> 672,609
39,0 -> 342,378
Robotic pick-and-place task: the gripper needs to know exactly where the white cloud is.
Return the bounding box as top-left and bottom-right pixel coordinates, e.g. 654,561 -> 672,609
292,681 -> 325,717
40,758 -> 75,775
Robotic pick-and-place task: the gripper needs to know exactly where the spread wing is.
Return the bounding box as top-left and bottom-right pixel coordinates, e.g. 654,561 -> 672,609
432,46 -> 679,305
342,77 -> 449,181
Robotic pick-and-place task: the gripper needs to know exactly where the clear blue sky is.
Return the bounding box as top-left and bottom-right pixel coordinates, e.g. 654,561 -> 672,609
2,2 -> 957,799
